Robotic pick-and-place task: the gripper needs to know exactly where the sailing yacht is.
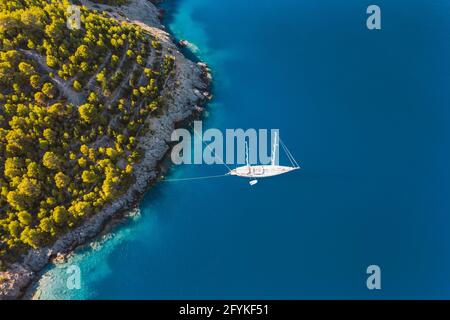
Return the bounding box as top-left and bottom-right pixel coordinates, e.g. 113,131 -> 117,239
228,132 -> 300,185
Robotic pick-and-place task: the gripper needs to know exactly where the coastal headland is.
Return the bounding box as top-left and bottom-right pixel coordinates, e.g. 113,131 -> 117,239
0,0 -> 211,299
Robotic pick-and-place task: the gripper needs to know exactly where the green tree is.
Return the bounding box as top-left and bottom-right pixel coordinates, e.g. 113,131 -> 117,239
54,172 -> 70,189
30,74 -> 41,89
78,103 -> 97,123
42,151 -> 61,170
82,170 -> 99,184
73,80 -> 82,92
42,82 -> 55,98
17,211 -> 32,226
52,206 -> 69,226
17,177 -> 41,198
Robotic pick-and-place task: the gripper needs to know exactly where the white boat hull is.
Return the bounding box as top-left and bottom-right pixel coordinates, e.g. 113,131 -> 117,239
229,165 -> 299,178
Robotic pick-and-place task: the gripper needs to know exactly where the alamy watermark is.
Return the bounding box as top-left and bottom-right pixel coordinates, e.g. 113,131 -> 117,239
67,5 -> 81,31
170,121 -> 279,166
366,265 -> 381,290
367,5 -> 381,30
66,264 -> 81,290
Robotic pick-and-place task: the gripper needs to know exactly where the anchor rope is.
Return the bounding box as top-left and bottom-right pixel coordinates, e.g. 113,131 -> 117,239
163,129 -> 233,182
163,174 -> 229,182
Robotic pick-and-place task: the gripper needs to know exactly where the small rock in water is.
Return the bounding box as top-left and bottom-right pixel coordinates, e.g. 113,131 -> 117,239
179,40 -> 189,47
53,253 -> 66,264
194,105 -> 205,112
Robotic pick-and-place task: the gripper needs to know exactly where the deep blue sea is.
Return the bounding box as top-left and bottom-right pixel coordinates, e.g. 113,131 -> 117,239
37,0 -> 450,299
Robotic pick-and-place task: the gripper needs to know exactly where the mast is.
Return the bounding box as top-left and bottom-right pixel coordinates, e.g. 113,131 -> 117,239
245,141 -> 249,167
271,131 -> 278,166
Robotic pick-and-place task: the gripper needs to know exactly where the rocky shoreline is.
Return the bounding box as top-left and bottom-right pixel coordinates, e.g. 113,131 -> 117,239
0,0 -> 212,300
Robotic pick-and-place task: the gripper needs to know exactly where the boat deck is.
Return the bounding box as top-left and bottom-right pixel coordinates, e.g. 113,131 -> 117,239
229,165 -> 299,178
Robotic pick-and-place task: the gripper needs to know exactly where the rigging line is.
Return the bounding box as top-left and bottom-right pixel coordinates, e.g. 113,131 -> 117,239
284,142 -> 299,168
280,141 -> 296,167
193,129 -> 233,172
283,143 -> 298,168
163,174 -> 229,182
280,138 -> 300,168
278,139 -> 291,164
279,138 -> 296,165
286,146 -> 300,168
278,140 -> 290,165
279,138 -> 294,166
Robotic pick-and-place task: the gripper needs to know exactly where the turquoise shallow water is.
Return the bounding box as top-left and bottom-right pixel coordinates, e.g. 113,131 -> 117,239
37,0 -> 450,299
